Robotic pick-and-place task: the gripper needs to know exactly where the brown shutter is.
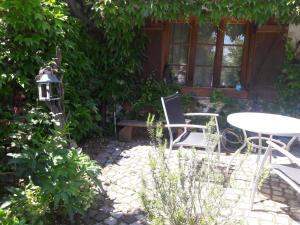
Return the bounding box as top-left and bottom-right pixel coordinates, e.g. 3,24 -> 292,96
141,20 -> 164,79
249,24 -> 288,98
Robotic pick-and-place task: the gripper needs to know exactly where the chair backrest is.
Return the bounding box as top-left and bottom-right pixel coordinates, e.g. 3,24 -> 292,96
161,92 -> 185,135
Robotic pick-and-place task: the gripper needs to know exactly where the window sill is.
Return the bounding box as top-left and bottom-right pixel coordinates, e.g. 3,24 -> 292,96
180,86 -> 248,99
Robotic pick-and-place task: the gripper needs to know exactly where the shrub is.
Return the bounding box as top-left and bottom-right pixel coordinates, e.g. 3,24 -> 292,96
0,0 -> 104,142
5,107 -> 103,222
0,208 -> 26,225
141,116 -> 245,225
2,182 -> 48,224
131,76 -> 192,119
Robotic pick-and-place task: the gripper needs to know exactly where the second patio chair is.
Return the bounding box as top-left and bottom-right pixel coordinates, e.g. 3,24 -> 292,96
161,92 -> 220,154
250,140 -> 300,210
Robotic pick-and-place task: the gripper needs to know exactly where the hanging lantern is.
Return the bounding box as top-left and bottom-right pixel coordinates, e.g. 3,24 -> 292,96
36,68 -> 61,101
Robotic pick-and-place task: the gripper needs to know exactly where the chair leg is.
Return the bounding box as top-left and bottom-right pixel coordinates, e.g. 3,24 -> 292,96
286,136 -> 297,151
249,174 -> 258,210
249,146 -> 271,210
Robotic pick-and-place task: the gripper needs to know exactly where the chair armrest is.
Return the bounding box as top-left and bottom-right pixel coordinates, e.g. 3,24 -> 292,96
267,141 -> 300,167
184,113 -> 219,117
165,124 -> 207,129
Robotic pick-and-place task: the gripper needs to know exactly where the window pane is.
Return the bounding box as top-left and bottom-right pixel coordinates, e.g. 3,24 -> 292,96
170,66 -> 187,86
224,24 -> 245,45
172,24 -> 190,43
222,46 -> 243,66
220,68 -> 241,88
169,44 -> 188,64
195,45 -> 216,65
198,24 -> 217,44
41,84 -> 47,98
193,67 -> 213,87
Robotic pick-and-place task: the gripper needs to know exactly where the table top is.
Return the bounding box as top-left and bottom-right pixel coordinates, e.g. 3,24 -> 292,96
227,112 -> 300,136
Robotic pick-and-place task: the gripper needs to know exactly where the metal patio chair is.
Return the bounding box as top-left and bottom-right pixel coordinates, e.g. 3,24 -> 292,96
250,140 -> 300,210
161,93 -> 220,154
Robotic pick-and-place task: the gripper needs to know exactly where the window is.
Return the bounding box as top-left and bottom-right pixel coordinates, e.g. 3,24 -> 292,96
168,24 -> 191,85
193,24 -> 217,87
167,19 -> 249,89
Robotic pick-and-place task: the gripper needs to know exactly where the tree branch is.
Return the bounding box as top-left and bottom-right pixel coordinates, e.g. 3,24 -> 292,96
66,0 -> 104,37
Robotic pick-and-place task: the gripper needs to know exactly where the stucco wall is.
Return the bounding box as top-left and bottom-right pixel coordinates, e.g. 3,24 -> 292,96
288,24 -> 300,48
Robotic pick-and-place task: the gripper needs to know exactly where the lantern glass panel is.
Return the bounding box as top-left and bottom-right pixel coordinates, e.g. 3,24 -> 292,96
41,84 -> 47,98
50,84 -> 59,98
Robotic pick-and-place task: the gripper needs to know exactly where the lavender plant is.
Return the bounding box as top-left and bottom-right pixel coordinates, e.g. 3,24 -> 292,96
141,115 -> 247,225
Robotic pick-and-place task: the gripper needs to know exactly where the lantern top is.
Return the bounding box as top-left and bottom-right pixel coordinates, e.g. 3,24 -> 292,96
36,69 -> 61,83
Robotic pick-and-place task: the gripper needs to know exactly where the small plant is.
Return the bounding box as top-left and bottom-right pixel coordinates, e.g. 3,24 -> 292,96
141,115 -> 245,225
132,76 -> 192,119
4,107 -> 103,223
0,208 -> 26,225
210,89 -> 228,104
1,182 -> 48,224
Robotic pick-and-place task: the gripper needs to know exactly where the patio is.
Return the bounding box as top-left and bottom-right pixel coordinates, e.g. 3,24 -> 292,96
82,139 -> 300,225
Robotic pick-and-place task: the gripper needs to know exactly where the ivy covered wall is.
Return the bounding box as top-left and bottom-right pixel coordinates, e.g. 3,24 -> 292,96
0,0 -> 299,142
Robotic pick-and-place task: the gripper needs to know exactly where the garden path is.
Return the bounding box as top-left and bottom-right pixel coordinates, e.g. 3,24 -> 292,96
82,139 -> 300,225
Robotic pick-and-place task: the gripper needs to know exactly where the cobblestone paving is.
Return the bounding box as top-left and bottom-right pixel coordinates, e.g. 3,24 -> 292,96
82,140 -> 300,225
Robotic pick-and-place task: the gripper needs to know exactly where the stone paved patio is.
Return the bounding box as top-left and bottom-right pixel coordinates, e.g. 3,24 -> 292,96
82,139 -> 300,225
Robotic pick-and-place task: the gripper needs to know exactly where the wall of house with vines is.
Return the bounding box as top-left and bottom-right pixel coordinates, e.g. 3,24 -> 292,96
0,0 -> 299,143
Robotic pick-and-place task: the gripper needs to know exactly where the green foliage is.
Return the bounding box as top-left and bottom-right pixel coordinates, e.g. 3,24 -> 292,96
4,107 -> 103,222
2,182 -> 48,225
277,39 -> 300,109
129,76 -> 192,119
93,0 -> 300,26
1,0 -> 299,143
0,0 -> 104,142
132,76 -> 179,117
142,117 -> 244,225
210,89 -> 229,104
0,208 -> 26,225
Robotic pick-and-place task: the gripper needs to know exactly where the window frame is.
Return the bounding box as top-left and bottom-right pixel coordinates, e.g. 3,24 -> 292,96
165,17 -> 251,94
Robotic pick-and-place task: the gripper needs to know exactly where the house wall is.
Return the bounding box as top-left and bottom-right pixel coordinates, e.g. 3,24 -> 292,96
141,19 -> 289,99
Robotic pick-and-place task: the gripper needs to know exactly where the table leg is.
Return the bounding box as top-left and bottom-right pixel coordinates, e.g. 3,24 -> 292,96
226,129 -> 247,173
256,133 -> 262,164
286,136 -> 297,151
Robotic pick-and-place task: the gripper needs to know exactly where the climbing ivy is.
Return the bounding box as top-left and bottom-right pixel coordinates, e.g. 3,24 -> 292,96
92,0 -> 300,27
274,38 -> 300,116
1,0 -> 299,142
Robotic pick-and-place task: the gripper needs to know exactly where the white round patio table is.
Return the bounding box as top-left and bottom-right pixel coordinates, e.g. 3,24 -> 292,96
228,112 -> 300,137
226,112 -> 300,172
227,112 -> 300,209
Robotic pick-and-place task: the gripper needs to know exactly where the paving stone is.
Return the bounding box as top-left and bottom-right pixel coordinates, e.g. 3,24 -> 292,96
83,217 -> 96,224
86,139 -> 300,225
272,195 -> 286,203
122,214 -> 138,224
104,216 -> 117,225
88,209 -> 99,218
276,215 -> 290,224
111,211 -> 123,219
129,222 -> 143,225
273,190 -> 283,196
95,213 -> 110,222
260,221 -> 275,225
261,188 -> 271,195
246,217 -> 259,224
